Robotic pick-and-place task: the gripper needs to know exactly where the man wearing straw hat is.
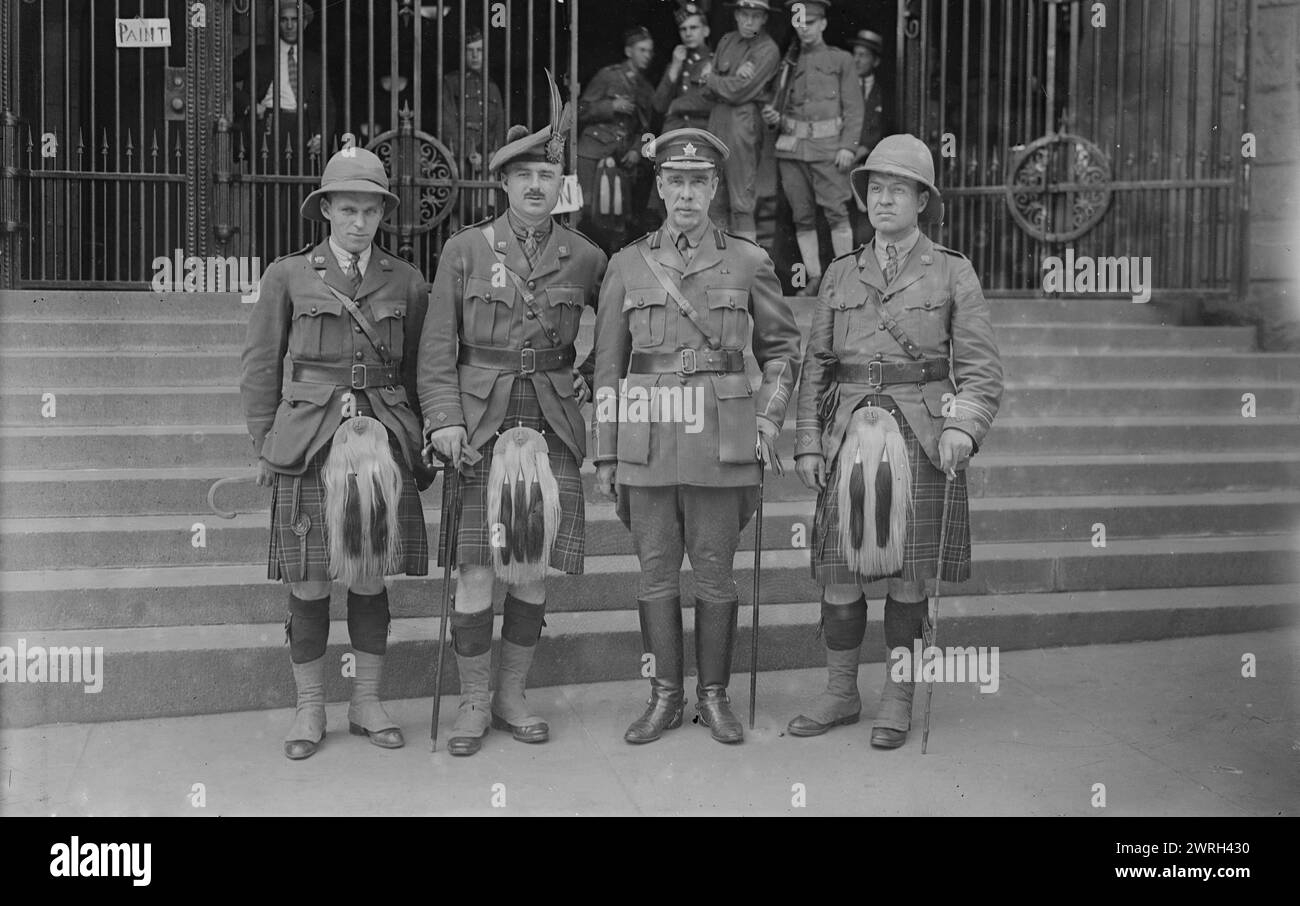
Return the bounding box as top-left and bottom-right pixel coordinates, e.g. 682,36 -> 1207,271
788,134 -> 1002,749
240,143 -> 433,761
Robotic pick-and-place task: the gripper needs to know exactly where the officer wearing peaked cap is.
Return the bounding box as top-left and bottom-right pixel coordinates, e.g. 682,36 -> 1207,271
241,142 -> 433,760
419,75 -> 608,757
593,127 -> 802,746
789,134 -> 1003,749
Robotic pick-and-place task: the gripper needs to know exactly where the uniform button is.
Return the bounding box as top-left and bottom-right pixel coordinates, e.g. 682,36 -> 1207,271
310,306 -> 318,314
354,325 -> 362,333
637,300 -> 645,308
355,351 -> 364,360
838,302 -> 845,310
528,281 -> 536,290
525,310 -> 536,319
878,323 -> 887,331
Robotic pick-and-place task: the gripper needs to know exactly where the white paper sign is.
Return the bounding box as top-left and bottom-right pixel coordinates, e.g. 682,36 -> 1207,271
551,174 -> 583,215
116,18 -> 172,48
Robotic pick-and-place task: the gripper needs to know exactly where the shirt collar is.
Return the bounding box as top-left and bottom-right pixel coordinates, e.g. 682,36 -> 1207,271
506,209 -> 553,241
327,236 -> 371,274
662,218 -> 710,250
874,227 -> 921,266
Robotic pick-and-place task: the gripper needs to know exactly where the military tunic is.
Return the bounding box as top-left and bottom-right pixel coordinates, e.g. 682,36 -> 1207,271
794,231 -> 1003,584
576,61 -> 656,246
240,240 -> 432,583
653,47 -> 715,132
704,30 -> 781,232
593,225 -> 800,602
774,41 -> 864,230
439,70 -> 506,169
417,213 -> 608,572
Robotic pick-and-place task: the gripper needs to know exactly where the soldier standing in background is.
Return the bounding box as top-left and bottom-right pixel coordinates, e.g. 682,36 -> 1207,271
576,28 -> 656,254
653,2 -> 714,133
850,29 -> 895,245
592,128 -> 801,747
704,0 -> 781,241
762,0 -> 864,297
439,28 -> 507,222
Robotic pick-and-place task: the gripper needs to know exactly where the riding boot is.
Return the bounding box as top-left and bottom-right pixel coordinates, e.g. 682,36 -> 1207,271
871,595 -> 928,749
624,596 -> 685,744
491,594 -> 550,743
788,596 -> 866,737
447,606 -> 494,757
694,597 -> 743,744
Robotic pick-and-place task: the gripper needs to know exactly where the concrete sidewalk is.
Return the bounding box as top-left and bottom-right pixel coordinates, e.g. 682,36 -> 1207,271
2,630 -> 1296,817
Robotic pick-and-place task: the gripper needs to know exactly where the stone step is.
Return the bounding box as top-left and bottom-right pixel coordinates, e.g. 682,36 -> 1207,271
3,492 -> 1297,574
3,381 -> 1296,427
3,415 -> 1298,471
0,317 -> 1259,352
8,348 -> 1300,389
4,451 -> 1298,518
2,584 -> 1294,727
985,297 -> 1172,325
1,534 -> 1295,633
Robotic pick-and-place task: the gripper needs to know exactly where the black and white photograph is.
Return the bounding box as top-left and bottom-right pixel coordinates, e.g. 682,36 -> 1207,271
0,0 -> 1297,842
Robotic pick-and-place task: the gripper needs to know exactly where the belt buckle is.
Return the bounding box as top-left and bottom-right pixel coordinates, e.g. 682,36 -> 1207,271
867,359 -> 884,388
519,348 -> 537,375
350,363 -> 367,389
679,348 -> 698,375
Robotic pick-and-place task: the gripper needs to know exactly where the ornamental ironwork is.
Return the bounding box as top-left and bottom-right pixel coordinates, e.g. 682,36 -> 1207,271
1005,132 -> 1112,243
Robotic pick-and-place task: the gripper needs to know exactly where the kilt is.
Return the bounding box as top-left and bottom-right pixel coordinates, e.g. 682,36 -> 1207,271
267,425 -> 430,584
437,377 -> 586,574
810,406 -> 971,586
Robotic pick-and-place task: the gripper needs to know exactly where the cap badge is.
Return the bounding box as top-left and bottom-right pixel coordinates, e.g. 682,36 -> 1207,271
683,142 -> 697,158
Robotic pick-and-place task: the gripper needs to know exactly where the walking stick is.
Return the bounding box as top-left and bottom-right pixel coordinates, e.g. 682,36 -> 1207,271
921,474 -> 954,755
430,463 -> 463,752
749,435 -> 766,730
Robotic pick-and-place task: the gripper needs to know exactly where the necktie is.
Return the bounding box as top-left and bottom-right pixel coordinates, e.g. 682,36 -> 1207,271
347,253 -> 363,295
287,46 -> 298,109
523,228 -> 540,269
884,243 -> 898,284
676,232 -> 692,266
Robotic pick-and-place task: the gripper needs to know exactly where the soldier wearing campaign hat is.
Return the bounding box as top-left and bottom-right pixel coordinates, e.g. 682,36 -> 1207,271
593,127 -> 801,746
788,134 -> 1003,749
241,143 -> 433,760
761,0 -> 864,298
704,0 -> 781,241
419,75 -> 608,757
576,26 -> 657,253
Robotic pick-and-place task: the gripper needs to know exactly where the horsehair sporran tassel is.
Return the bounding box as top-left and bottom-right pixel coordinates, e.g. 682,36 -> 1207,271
487,427 -> 560,585
838,407 -> 912,577
323,417 -> 403,589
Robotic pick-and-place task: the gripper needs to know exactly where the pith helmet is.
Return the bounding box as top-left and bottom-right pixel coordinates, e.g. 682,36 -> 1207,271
300,145 -> 399,223
850,133 -> 942,222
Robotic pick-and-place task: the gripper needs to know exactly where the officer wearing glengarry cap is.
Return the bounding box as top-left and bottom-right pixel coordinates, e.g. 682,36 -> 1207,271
788,134 -> 1003,749
419,75 -> 608,757
241,143 -> 432,761
592,127 -> 801,746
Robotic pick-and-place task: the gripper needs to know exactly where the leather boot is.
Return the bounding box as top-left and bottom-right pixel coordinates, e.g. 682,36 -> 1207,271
788,598 -> 866,736
871,595 -> 927,749
695,598 -> 743,744
491,593 -> 549,743
625,597 -> 685,744
285,656 -> 327,760
448,607 -> 494,757
347,651 -> 404,749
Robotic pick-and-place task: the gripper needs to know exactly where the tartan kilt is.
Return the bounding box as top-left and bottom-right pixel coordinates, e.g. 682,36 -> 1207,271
267,430 -> 430,584
437,378 -> 586,574
810,407 -> 971,585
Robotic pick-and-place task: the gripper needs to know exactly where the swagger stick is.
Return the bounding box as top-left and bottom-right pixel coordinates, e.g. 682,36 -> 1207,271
430,465 -> 462,752
749,436 -> 766,730
921,475 -> 954,755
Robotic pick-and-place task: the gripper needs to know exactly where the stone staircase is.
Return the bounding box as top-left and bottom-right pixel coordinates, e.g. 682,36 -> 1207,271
2,289 -> 1298,727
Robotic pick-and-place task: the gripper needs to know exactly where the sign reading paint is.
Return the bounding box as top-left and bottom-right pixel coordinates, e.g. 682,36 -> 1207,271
116,18 -> 172,48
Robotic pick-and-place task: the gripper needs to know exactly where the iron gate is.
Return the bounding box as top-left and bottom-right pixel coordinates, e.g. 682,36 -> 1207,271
0,0 -> 578,287
896,0 -> 1251,295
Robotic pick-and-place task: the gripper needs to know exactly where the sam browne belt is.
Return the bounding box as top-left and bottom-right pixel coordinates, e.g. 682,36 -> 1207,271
458,342 -> 576,375
629,348 -> 745,375
292,361 -> 400,390
834,358 -> 949,386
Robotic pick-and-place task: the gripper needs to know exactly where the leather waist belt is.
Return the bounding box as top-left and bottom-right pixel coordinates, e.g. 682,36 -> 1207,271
834,358 -> 949,386
292,361 -> 400,390
459,342 -> 575,374
630,348 -> 745,375
782,116 -> 843,139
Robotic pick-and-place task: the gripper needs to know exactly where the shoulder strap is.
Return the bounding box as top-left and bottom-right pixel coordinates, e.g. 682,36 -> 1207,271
866,285 -> 925,361
635,241 -> 722,350
480,224 -> 563,348
316,274 -> 393,364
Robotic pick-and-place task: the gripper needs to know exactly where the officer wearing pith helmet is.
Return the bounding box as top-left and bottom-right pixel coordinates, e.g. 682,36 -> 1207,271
593,127 -> 801,746
789,133 -> 1003,748
241,142 -> 433,760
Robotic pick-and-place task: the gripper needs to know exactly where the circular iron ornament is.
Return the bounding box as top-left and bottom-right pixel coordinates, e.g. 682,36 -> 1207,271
365,128 -> 460,235
1005,132 -> 1113,243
